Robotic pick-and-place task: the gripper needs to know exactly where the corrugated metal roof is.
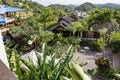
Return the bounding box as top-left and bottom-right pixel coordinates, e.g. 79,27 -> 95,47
0,5 -> 25,14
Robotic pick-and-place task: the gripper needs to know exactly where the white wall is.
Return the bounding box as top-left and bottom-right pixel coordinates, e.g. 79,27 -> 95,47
0,31 -> 9,68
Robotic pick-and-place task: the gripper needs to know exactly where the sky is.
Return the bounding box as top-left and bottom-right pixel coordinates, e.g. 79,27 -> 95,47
32,0 -> 120,6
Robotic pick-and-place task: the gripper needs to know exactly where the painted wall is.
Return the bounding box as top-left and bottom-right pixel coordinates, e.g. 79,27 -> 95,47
0,31 -> 9,68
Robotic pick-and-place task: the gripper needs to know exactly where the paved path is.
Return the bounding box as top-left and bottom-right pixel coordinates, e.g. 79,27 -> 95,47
113,54 -> 120,70
73,47 -> 113,80
73,50 -> 103,71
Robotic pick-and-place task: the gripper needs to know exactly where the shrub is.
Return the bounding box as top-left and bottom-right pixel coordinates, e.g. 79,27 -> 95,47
68,36 -> 81,46
80,38 -> 103,52
95,57 -> 120,79
110,39 -> 120,54
93,38 -> 103,52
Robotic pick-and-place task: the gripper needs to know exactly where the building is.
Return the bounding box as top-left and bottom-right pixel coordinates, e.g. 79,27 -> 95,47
49,15 -> 100,40
0,5 -> 31,28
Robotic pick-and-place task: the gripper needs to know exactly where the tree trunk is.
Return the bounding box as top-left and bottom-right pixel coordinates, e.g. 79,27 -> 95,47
43,22 -> 47,31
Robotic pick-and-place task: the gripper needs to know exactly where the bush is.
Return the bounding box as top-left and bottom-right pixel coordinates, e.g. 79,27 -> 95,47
68,36 -> 81,45
93,38 -> 103,52
110,39 -> 120,54
95,57 -> 120,79
80,38 -> 103,52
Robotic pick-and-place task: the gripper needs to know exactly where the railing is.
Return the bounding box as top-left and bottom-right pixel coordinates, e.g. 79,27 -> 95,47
5,17 -> 15,23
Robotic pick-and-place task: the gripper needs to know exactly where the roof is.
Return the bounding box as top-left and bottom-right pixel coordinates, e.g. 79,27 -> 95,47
59,15 -> 75,23
0,5 -> 25,14
0,7 -> 6,14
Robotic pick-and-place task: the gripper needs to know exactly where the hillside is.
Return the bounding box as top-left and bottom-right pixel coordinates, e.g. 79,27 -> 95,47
67,4 -> 77,9
0,0 -> 45,13
48,4 -> 73,12
75,2 -> 96,12
96,3 -> 120,9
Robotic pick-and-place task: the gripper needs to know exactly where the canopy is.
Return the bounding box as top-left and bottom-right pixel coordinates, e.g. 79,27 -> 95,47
0,5 -> 25,14
0,16 -> 5,25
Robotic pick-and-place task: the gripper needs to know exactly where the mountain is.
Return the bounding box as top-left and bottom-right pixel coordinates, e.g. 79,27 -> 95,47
48,4 -> 73,12
95,3 -> 120,9
75,2 -> 96,12
67,4 -> 77,9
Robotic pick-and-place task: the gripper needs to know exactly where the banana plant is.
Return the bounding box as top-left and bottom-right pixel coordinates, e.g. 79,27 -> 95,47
61,62 -> 92,80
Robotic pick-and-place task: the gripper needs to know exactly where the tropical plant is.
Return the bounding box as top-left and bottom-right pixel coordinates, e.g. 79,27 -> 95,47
110,39 -> 120,54
87,8 -> 117,30
95,57 -> 120,79
8,43 -> 74,80
61,62 -> 92,80
39,7 -> 55,30
66,21 -> 84,36
54,9 -> 67,18
109,32 -> 120,53
110,32 -> 120,41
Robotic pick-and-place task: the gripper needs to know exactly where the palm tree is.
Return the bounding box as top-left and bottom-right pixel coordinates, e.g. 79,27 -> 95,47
87,8 -> 118,57
39,7 -> 55,31
66,21 -> 84,37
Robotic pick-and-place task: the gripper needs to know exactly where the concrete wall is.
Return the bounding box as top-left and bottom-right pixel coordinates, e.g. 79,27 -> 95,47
0,31 -> 9,68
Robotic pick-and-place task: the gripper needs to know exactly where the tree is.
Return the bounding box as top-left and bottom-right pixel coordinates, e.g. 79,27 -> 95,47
54,9 -> 67,18
66,21 -> 84,36
87,8 -> 118,57
39,7 -> 55,31
1,0 -> 14,6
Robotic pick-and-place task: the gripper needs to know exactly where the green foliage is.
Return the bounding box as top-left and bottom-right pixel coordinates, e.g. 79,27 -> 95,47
22,3 -> 32,11
68,36 -> 81,45
87,8 -> 118,30
1,0 -> 14,6
54,9 -> 67,18
67,21 -> 84,35
48,4 -> 73,13
19,43 -> 73,80
39,7 -> 55,30
95,57 -> 120,79
38,30 -> 55,46
75,2 -> 96,12
64,62 -> 92,80
94,38 -> 103,51
109,32 -> 120,53
110,32 -> 120,41
110,39 -> 120,53
80,39 -> 103,52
